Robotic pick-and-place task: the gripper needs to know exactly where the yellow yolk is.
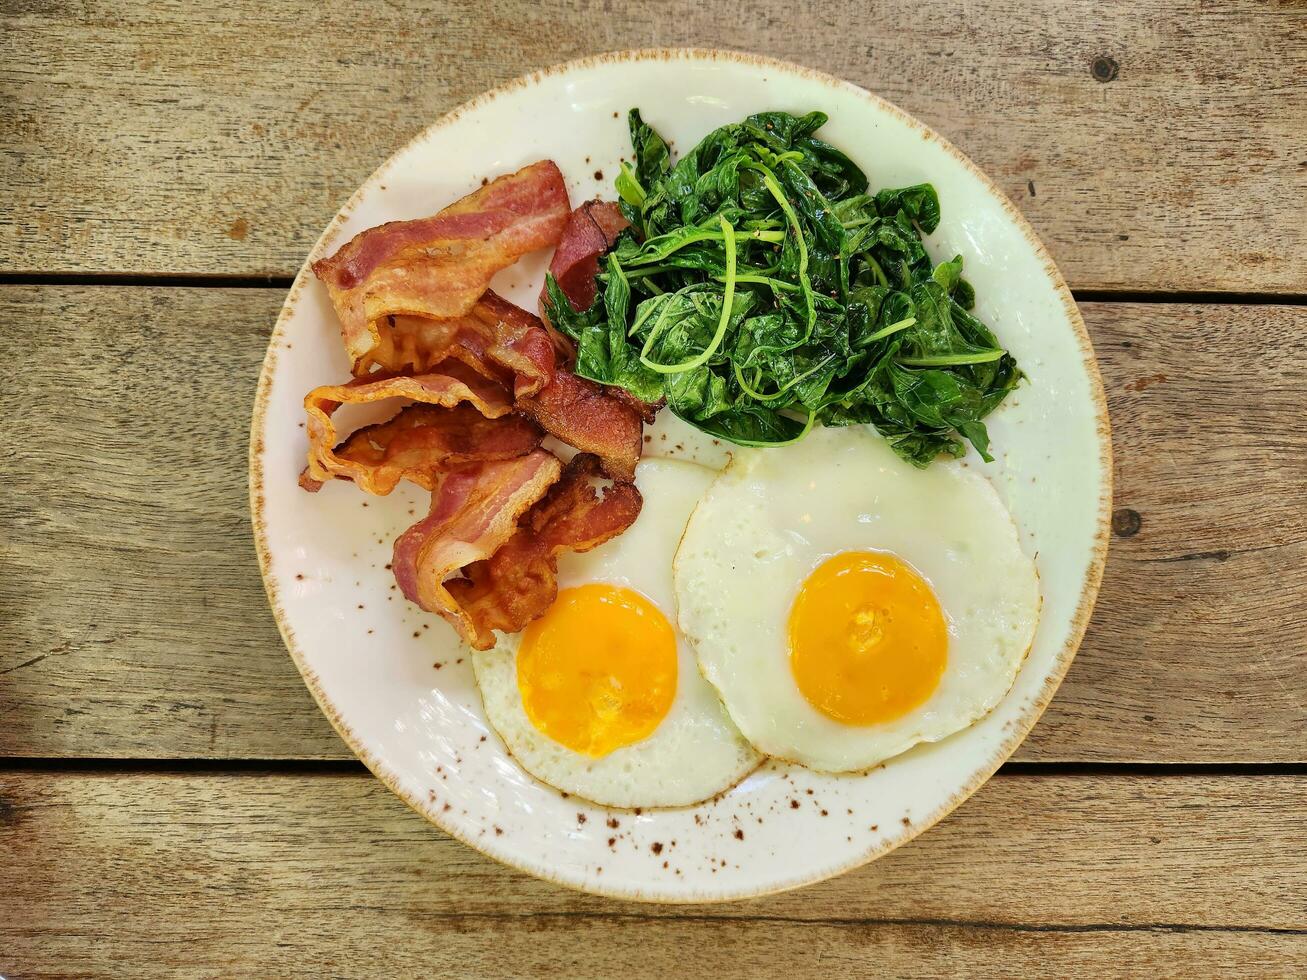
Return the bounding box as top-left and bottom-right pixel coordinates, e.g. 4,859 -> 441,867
788,552 -> 947,726
517,584 -> 678,757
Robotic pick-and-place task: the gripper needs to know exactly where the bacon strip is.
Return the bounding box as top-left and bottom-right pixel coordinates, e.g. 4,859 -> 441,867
392,450 -> 563,645
447,454 -> 643,649
313,161 -> 570,366
542,200 -> 629,317
302,404 -> 543,496
468,293 -> 557,399
303,361 -> 514,490
358,292 -> 555,400
517,369 -> 643,481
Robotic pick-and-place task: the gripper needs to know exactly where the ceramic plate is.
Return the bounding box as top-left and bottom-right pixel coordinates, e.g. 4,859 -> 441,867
250,49 -> 1111,902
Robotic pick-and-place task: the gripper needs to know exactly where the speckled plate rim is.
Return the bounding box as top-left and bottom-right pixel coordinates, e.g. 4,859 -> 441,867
249,47 -> 1113,903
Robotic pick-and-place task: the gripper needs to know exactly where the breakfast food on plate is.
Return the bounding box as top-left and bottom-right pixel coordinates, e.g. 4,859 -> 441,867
295,106 -> 1041,802
543,109 -> 1021,466
674,425 -> 1040,772
302,360 -> 527,492
539,199 -> 629,328
302,402 -> 544,497
473,458 -> 761,807
299,163 -> 650,648
515,368 -> 644,481
399,452 -> 643,651
312,159 -> 570,366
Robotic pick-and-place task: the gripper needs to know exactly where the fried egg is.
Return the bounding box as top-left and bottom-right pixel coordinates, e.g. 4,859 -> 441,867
473,458 -> 761,807
674,425 -> 1040,772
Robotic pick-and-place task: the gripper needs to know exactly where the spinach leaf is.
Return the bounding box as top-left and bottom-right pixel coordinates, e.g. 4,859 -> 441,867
690,403 -> 814,448
874,183 -> 942,233
629,108 -> 671,189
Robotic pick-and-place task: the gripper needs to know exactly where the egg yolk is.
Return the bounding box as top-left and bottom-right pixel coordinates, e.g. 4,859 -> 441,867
788,552 -> 947,726
517,584 -> 677,757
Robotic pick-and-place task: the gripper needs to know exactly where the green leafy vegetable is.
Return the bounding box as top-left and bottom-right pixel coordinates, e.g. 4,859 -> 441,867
544,108 -> 1023,464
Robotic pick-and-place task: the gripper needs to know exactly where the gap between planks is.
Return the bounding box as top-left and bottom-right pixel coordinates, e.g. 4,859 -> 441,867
2,271 -> 1307,307
77,909 -> 1297,937
1,758 -> 1305,777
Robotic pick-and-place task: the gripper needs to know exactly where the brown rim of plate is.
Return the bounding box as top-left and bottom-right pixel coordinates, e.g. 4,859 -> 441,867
248,47 -> 1114,904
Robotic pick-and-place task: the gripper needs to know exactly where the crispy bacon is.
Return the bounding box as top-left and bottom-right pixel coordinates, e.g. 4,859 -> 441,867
301,404 -> 543,496
302,174 -> 653,649
517,369 -> 643,481
467,293 -> 557,399
357,292 -> 555,400
606,386 -> 665,425
313,161 -> 570,366
447,454 -> 643,649
392,450 -> 562,645
303,361 -> 514,490
542,200 -> 629,317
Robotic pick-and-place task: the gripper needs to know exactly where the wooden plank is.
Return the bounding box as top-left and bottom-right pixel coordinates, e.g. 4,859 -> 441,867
7,914 -> 1302,980
0,286 -> 336,759
1,287 -> 1304,761
1024,301 -> 1307,760
1,771 -> 1304,975
2,0 -> 1304,290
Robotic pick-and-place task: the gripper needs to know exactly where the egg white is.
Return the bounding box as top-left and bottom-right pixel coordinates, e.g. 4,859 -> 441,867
674,425 -> 1041,773
473,457 -> 762,808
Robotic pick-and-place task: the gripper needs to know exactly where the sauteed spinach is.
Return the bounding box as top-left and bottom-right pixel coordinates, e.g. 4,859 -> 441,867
543,109 -> 1021,466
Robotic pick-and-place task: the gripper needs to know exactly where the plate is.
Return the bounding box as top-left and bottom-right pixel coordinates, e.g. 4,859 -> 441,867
250,49 -> 1111,902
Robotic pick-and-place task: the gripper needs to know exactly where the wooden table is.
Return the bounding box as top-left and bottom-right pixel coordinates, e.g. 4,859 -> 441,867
3,1 -> 1305,975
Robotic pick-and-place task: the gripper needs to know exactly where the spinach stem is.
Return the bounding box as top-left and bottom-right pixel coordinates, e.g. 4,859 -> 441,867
624,264 -> 679,279
635,282 -> 697,342
728,273 -> 799,292
616,161 -> 646,207
898,349 -> 1007,367
632,227 -> 783,266
863,252 -> 889,287
640,216 -> 738,374
733,353 -> 836,401
626,267 -> 795,292
748,163 -> 815,335
732,362 -> 771,400
863,316 -> 917,343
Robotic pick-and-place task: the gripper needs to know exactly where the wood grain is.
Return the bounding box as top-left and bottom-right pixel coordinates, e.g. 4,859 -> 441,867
0,286 -> 329,759
1,771 -> 1304,976
1,286 -> 1303,761
1039,302 -> 1307,760
2,0 -> 1304,290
